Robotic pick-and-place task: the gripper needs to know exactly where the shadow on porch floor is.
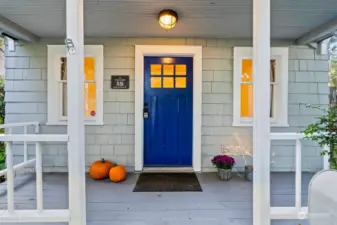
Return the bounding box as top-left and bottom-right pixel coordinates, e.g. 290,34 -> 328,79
0,172 -> 314,225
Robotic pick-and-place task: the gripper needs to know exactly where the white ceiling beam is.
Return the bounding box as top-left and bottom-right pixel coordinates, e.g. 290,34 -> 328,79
296,16 -> 337,45
0,14 -> 39,43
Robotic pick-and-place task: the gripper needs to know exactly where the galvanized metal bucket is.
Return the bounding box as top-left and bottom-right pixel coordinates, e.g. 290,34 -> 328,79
217,168 -> 232,181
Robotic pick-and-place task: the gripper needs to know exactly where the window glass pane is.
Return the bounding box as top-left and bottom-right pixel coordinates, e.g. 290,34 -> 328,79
60,57 -> 97,118
163,77 -> 174,88
62,83 -> 97,117
240,59 -> 276,118
151,64 -> 161,75
240,84 -> 253,117
62,83 -> 67,116
60,57 -> 96,81
85,83 -> 96,117
270,60 -> 276,82
163,64 -> 174,75
270,84 -> 274,117
85,57 -> 95,81
242,59 -> 252,82
61,57 -> 67,80
175,77 -> 186,88
175,64 -> 186,76
151,77 -> 161,88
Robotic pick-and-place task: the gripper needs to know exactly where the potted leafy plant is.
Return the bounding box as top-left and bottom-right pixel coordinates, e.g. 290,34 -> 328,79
211,154 -> 235,181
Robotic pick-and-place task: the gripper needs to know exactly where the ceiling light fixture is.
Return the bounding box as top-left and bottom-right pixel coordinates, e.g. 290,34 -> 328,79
158,9 -> 178,30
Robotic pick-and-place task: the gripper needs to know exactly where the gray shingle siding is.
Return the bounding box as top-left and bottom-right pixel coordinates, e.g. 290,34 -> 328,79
4,38 -> 329,172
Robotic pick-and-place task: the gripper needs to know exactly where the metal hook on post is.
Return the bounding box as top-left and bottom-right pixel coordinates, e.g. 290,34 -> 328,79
65,38 -> 76,54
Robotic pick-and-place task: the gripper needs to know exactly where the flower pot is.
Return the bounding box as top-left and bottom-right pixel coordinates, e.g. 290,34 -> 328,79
244,165 -> 253,181
217,168 -> 232,181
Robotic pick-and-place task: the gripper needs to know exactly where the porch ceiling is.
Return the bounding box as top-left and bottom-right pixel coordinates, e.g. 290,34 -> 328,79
1,0 -> 337,41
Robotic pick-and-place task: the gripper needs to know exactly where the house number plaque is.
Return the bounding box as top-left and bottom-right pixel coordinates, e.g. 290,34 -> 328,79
111,76 -> 129,89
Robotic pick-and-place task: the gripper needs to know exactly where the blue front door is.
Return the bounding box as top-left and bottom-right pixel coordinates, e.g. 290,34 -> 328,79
144,57 -> 193,166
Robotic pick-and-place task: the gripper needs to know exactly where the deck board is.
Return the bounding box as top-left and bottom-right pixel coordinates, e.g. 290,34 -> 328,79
0,172 -> 314,225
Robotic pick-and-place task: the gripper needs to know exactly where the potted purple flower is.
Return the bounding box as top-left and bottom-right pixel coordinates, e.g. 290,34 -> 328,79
211,154 -> 235,181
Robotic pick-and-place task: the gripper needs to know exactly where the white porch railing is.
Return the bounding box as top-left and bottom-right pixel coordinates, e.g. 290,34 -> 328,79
269,132 -> 329,221
0,122 -> 39,177
0,122 -> 69,223
0,128 -> 330,223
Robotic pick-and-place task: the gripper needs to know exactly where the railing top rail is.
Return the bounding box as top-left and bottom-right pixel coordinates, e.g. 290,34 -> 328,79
0,122 -> 39,129
0,134 -> 68,142
270,132 -> 330,140
270,132 -> 304,140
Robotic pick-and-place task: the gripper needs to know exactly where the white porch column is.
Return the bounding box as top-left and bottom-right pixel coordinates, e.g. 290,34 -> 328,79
66,0 -> 86,225
252,0 -> 271,224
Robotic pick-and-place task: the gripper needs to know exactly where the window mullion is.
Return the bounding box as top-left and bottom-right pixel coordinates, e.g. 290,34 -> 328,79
84,80 -> 96,83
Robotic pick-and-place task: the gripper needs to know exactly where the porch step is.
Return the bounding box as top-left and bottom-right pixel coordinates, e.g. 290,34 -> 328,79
142,167 -> 194,173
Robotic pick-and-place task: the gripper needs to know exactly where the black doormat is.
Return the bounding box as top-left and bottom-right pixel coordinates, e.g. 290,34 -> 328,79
133,172 -> 202,192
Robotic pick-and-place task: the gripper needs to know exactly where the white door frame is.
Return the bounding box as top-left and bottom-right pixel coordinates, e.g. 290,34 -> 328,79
134,45 -> 202,172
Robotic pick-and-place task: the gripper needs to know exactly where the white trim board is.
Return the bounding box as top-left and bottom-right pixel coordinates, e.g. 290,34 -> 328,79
134,45 -> 202,172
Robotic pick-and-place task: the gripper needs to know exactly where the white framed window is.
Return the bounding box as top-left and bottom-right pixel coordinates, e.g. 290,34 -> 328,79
233,47 -> 289,127
47,45 -> 104,125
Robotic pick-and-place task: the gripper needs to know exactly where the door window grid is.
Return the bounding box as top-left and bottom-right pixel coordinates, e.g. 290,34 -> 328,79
150,64 -> 187,88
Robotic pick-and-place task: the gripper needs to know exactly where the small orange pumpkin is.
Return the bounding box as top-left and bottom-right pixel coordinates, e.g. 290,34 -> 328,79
109,165 -> 126,183
89,158 -> 115,180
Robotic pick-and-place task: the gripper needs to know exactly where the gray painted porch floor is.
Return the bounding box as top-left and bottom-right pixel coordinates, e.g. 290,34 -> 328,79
0,172 -> 314,225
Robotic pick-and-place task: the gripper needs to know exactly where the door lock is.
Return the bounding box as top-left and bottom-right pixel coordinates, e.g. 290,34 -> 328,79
143,103 -> 149,119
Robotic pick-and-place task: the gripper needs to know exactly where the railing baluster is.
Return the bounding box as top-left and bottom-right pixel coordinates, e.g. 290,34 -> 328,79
295,138 -> 302,212
323,145 -> 330,169
34,123 -> 39,134
24,126 -> 28,162
35,142 -> 43,212
6,141 -> 14,213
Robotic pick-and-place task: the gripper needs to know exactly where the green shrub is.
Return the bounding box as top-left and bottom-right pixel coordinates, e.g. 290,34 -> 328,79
301,103 -> 337,169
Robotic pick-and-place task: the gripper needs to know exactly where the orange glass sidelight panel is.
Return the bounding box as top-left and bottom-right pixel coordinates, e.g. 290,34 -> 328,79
241,59 -> 253,82
84,57 -> 95,80
84,83 -> 96,117
240,59 -> 275,118
241,84 -> 253,117
241,59 -> 253,117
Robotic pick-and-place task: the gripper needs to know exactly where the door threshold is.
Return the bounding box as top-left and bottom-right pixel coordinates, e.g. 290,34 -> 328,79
142,167 -> 194,173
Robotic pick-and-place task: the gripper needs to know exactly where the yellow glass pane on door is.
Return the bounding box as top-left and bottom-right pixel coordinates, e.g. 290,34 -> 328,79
84,83 -> 96,117
163,64 -> 174,75
175,64 -> 186,76
241,84 -> 253,117
163,77 -> 174,88
151,77 -> 161,88
84,57 -> 95,80
175,77 -> 186,88
242,59 -> 253,82
151,64 -> 162,75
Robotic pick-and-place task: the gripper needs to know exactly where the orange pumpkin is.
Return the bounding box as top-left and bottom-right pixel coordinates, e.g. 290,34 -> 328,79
109,165 -> 126,183
89,158 -> 115,180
